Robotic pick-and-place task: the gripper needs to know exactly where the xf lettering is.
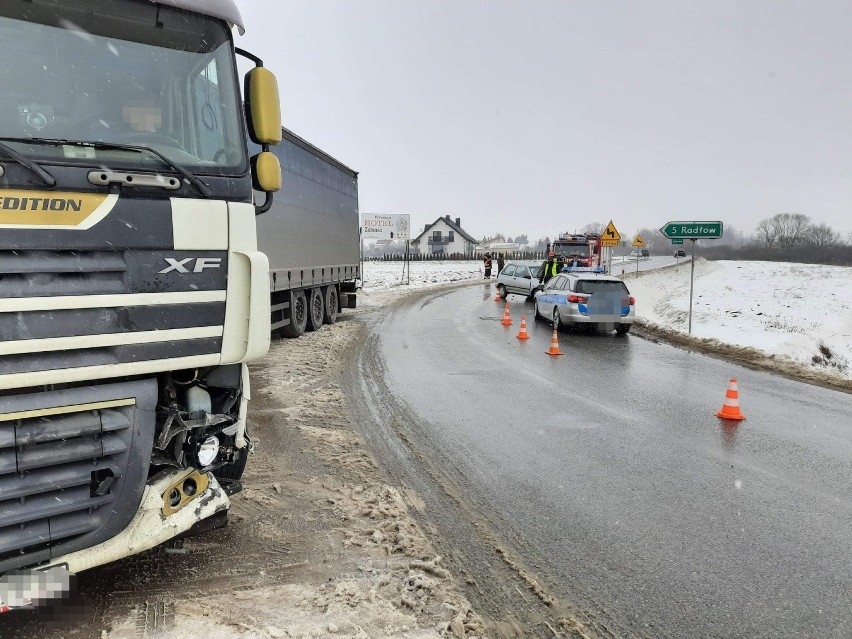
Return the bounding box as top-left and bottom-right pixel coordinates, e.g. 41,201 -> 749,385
159,257 -> 222,274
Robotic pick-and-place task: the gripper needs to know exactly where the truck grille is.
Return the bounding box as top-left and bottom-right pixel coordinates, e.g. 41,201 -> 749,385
0,249 -> 127,298
0,380 -> 157,573
0,249 -> 227,385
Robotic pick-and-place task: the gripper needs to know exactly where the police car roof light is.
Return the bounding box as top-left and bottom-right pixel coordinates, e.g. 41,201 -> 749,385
561,266 -> 605,273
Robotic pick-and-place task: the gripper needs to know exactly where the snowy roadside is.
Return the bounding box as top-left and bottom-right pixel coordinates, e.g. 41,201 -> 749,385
356,261 -> 483,312
122,320 -> 486,639
625,259 -> 852,389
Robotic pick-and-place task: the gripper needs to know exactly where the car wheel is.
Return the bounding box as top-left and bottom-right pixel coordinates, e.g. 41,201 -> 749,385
497,284 -> 507,299
616,324 -> 631,335
552,307 -> 562,332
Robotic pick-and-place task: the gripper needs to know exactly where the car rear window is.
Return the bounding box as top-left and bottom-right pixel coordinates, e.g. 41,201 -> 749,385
550,276 -> 569,291
575,280 -> 629,295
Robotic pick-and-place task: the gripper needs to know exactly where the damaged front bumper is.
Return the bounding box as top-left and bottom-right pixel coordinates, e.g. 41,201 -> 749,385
46,468 -> 230,574
0,467 -> 229,613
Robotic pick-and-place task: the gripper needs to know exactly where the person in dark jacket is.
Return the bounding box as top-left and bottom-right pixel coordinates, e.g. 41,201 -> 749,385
496,253 -> 505,275
483,253 -> 492,278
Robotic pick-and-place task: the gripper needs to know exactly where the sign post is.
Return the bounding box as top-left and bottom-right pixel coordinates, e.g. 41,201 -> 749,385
632,234 -> 645,277
401,240 -> 410,285
660,221 -> 724,334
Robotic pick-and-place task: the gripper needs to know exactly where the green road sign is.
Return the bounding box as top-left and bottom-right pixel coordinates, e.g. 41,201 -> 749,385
660,221 -> 723,239
672,238 -> 684,245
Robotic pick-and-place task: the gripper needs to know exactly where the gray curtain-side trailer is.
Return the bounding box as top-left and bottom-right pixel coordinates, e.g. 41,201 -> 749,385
256,126 -> 360,337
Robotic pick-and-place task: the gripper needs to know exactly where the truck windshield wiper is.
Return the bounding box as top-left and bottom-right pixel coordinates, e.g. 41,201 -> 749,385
0,137 -> 211,197
0,139 -> 57,187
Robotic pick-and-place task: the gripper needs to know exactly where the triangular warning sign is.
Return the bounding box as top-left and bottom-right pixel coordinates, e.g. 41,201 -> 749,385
602,220 -> 621,242
632,234 -> 645,247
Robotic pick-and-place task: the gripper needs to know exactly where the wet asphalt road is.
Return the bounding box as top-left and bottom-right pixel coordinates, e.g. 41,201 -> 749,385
357,283 -> 852,638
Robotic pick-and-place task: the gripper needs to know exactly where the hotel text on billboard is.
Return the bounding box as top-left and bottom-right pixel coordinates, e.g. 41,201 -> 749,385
362,214 -> 410,240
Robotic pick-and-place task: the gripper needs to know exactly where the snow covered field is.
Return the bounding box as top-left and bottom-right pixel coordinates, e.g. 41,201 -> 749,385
627,260 -> 852,380
361,260 -> 483,291
360,259 -> 852,382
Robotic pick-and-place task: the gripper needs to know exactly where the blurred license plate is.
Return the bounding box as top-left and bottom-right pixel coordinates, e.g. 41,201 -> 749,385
0,565 -> 72,612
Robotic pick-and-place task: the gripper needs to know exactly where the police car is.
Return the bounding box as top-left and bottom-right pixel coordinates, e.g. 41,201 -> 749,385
533,268 -> 635,334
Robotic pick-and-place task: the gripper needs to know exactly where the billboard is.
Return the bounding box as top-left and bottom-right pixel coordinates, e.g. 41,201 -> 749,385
362,214 -> 410,241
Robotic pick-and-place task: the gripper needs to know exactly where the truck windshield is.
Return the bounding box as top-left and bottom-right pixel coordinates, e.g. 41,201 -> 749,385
0,0 -> 246,174
554,243 -> 587,258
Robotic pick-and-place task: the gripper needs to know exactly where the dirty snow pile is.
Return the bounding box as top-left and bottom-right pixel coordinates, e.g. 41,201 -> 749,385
627,260 -> 852,379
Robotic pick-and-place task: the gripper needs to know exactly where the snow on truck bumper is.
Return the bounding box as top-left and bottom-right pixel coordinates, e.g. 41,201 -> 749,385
0,468 -> 229,612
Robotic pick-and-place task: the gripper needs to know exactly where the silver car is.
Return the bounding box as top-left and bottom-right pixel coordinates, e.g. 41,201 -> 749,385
533,271 -> 635,334
495,262 -> 543,300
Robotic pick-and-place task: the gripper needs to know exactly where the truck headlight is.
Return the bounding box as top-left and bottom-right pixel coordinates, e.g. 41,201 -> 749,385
197,436 -> 219,467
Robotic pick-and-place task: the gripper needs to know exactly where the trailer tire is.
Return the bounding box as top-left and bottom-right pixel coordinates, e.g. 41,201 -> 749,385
323,286 -> 339,324
306,287 -> 324,332
281,289 -> 308,338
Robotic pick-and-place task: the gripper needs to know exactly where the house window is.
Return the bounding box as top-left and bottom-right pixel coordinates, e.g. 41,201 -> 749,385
433,231 -> 442,241
448,231 -> 455,242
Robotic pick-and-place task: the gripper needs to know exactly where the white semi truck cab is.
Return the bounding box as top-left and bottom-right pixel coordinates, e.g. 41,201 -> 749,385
0,0 -> 282,607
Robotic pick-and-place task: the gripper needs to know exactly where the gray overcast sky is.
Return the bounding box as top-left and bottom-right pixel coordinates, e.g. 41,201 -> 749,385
237,1 -> 852,242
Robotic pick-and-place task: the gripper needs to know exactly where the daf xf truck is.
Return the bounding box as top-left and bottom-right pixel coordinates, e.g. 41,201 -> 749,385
0,0 -> 359,607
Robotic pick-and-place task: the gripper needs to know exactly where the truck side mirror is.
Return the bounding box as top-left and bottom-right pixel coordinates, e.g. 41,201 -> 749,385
236,48 -> 282,214
245,67 -> 282,145
251,151 -> 281,192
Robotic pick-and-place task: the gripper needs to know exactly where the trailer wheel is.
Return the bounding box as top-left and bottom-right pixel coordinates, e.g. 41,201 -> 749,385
281,289 -> 308,338
306,287 -> 324,332
323,286 -> 339,324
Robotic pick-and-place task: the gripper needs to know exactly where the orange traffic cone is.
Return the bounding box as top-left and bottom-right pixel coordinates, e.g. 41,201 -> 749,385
545,327 -> 563,356
516,315 -> 530,340
501,303 -> 513,327
715,378 -> 746,421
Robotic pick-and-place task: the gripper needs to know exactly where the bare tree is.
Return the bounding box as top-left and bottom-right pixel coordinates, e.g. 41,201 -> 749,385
581,222 -> 606,235
755,213 -> 811,249
806,223 -> 841,248
716,224 -> 747,247
755,218 -> 777,248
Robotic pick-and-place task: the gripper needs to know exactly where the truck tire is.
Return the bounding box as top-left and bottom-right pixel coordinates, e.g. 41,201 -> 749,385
306,287 -> 324,332
281,289 -> 308,338
323,285 -> 338,324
